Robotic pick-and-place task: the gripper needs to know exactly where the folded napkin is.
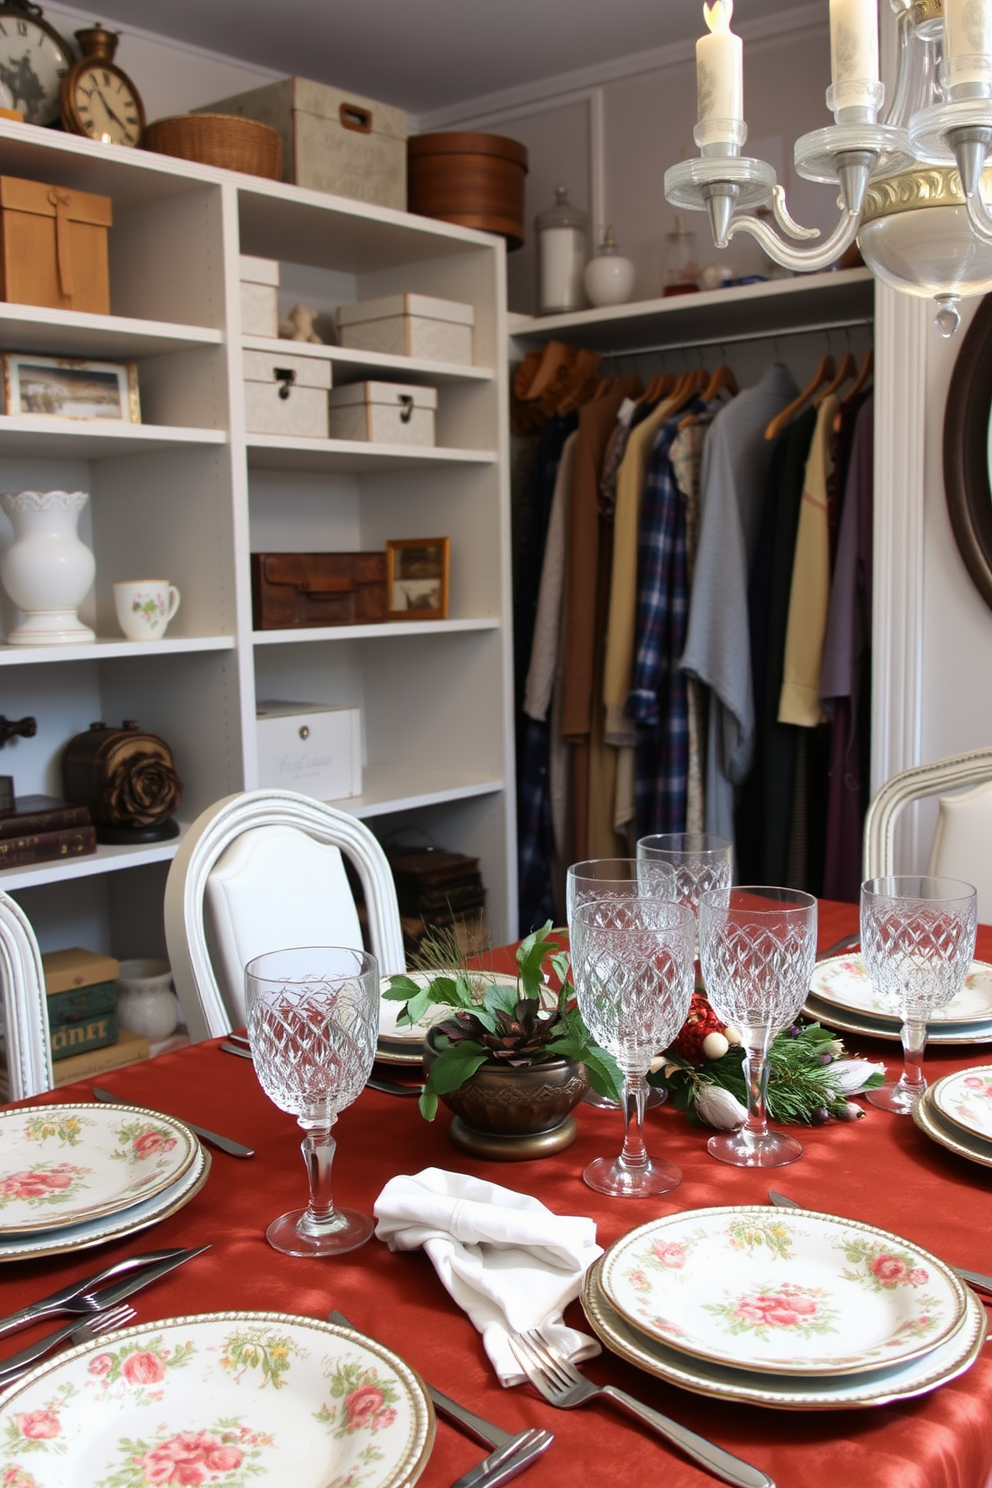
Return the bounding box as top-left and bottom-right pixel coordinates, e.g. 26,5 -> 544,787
374,1167 -> 603,1386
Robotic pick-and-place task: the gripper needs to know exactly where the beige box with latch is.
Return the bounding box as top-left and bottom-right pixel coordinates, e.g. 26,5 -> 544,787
326,380 -> 437,446
336,293 -> 475,364
243,348 -> 332,437
256,701 -> 362,801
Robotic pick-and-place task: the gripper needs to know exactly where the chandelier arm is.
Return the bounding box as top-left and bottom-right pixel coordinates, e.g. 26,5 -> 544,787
770,185 -> 822,241
723,201 -> 862,272
965,189 -> 992,246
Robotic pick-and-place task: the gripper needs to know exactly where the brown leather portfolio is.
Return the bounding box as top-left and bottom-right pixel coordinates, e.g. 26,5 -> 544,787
251,551 -> 387,629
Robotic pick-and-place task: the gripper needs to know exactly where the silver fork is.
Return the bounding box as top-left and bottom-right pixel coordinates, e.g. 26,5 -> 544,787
0,1303 -> 135,1388
508,1330 -> 774,1488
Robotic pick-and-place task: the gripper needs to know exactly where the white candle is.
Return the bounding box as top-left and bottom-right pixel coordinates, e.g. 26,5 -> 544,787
944,0 -> 992,88
829,0 -> 880,111
696,0 -> 743,131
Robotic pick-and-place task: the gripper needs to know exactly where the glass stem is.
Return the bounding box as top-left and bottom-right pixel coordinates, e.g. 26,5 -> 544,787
618,1070 -> 649,1171
298,1120 -> 343,1236
743,1038 -> 772,1143
898,1017 -> 928,1096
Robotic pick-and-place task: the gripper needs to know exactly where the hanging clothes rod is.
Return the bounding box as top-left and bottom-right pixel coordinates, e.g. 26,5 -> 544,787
600,314 -> 874,361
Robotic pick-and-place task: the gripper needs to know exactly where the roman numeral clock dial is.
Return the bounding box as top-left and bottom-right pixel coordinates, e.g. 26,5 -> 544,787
0,0 -> 74,125
61,24 -> 144,147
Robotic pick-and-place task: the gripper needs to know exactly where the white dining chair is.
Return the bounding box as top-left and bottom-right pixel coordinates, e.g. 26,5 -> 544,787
164,789 -> 406,1042
863,747 -> 992,919
0,891 -> 53,1100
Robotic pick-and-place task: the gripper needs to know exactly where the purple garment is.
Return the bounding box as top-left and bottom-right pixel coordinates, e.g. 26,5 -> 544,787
821,397 -> 873,902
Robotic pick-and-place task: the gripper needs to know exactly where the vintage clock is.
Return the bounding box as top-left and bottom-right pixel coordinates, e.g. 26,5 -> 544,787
61,25 -> 144,147
0,0 -> 74,126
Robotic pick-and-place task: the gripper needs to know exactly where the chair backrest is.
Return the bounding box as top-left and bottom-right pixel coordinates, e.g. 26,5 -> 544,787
164,789 -> 406,1041
863,747 -> 992,915
0,892 -> 52,1099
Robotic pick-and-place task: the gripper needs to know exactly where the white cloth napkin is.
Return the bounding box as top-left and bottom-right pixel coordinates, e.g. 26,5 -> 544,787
374,1167 -> 604,1386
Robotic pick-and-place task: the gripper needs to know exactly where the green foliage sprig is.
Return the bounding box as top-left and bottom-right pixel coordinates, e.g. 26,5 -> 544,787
384,921 -> 623,1120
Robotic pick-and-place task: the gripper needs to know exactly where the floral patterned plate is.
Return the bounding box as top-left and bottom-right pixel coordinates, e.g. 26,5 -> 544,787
913,1085 -> 992,1170
0,1311 -> 434,1488
930,1065 -> 992,1143
802,991 -> 992,1045
582,1259 -> 986,1410
0,1105 -> 199,1236
0,1146 -> 210,1264
809,955 -> 992,1024
599,1205 -> 968,1377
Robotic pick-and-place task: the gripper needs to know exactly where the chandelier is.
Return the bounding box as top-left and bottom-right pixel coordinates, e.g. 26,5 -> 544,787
664,0 -> 992,334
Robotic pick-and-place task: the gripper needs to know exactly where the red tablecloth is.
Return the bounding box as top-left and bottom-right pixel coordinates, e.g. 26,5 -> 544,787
4,900 -> 992,1488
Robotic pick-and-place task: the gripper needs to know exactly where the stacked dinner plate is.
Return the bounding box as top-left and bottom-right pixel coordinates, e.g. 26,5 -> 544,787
377,970 -> 544,1066
913,1064 -> 992,1169
581,1205 -> 986,1410
0,1102 -> 210,1262
805,953 -> 992,1045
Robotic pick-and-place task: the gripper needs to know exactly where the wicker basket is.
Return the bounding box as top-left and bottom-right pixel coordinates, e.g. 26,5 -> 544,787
144,113 -> 282,179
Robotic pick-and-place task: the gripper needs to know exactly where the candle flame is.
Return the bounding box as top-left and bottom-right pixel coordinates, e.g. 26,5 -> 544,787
703,0 -> 734,34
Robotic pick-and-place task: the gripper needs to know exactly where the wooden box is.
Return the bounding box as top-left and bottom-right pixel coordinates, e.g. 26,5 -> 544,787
240,253 -> 279,337
41,948 -> 120,1063
407,132 -> 528,249
243,347 -> 332,437
251,552 -> 387,629
0,175 -> 112,313
200,78 -> 407,211
256,701 -> 362,799
337,292 -> 474,365
326,380 -> 436,446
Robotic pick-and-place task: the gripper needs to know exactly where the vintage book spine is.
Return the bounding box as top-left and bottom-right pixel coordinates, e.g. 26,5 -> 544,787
0,825 -> 97,869
0,803 -> 91,839
51,1028 -> 150,1088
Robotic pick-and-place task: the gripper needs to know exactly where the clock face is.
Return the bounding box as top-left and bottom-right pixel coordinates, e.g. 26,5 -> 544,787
73,65 -> 141,146
0,11 -> 70,125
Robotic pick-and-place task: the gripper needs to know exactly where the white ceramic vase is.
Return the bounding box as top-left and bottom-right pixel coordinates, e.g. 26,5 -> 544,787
0,490 -> 95,645
116,958 -> 181,1042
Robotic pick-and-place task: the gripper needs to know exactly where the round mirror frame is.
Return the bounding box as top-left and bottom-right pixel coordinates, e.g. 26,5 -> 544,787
944,293 -> 992,611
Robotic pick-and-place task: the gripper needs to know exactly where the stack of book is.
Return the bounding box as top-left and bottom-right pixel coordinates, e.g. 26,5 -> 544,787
383,843 -> 488,958
0,795 -> 97,871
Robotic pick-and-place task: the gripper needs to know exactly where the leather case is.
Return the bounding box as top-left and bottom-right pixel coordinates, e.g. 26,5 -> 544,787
251,551 -> 387,629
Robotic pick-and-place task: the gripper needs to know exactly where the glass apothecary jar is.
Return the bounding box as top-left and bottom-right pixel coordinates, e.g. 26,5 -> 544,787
663,215 -> 700,297
536,184 -> 588,315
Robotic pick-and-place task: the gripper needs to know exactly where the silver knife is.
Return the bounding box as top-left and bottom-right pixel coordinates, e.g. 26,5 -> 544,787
0,1247 -> 189,1340
767,1191 -> 992,1294
90,1086 -> 255,1159
328,1311 -> 553,1487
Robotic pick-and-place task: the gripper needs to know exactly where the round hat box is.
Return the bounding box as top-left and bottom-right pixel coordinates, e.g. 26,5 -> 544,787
407,132 -> 528,249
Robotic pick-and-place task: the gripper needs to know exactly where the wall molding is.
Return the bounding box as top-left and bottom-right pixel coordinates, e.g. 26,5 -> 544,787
46,0 -> 280,84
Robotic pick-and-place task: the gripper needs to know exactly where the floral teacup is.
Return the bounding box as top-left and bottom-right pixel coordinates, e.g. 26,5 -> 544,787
113,580 -> 180,640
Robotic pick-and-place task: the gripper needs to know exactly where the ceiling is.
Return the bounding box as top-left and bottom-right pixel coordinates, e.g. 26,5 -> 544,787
78,0 -> 789,115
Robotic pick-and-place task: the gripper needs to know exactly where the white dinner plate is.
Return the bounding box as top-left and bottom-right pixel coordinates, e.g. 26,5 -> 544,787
930,1065 -> 992,1143
802,991 -> 992,1045
377,971 -> 537,1066
599,1205 -> 967,1376
582,1259 -> 986,1410
0,1144 -> 210,1263
0,1311 -> 434,1488
809,955 -> 992,1025
913,1085 -> 992,1171
0,1104 -> 198,1235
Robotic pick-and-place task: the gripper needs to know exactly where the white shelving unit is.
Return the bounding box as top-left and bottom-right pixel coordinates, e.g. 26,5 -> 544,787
0,119 -> 515,960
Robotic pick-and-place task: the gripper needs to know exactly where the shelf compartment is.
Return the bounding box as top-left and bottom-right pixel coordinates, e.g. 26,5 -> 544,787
253,617 -> 499,645
328,765 -> 504,819
0,419 -> 227,459
0,306 -> 222,360
0,823 -> 190,891
241,335 -> 493,387
245,435 -> 495,474
0,636 -> 235,667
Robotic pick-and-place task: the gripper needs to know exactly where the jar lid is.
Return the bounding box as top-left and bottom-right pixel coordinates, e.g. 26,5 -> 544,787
535,185 -> 589,233
593,225 -> 622,257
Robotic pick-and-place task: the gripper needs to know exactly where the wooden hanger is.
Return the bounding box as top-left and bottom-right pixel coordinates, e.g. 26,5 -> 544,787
764,354 -> 835,442
833,347 -> 873,431
815,351 -> 856,406
678,362 -> 738,430
639,372 -> 674,404
668,367 -> 709,416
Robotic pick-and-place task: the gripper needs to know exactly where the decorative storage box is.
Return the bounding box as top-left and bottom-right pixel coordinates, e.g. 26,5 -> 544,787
336,293 -> 474,365
200,78 -> 407,211
41,948 -> 119,1062
326,381 -> 437,447
251,552 -> 387,629
256,701 -> 362,800
243,348 -> 332,437
240,254 -> 279,337
0,175 -> 112,313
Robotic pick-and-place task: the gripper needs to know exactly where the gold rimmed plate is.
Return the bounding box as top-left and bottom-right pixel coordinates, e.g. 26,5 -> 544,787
802,991 -> 992,1045
913,1085 -> 992,1171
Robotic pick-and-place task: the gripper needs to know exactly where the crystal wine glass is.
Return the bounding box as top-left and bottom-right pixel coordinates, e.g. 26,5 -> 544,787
570,896 -> 695,1196
245,945 -> 379,1257
566,858 -> 675,1109
698,886 -> 817,1168
861,876 -> 977,1114
636,833 -> 733,952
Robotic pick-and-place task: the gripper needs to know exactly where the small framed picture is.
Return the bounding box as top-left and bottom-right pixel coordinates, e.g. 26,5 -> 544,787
2,354 -> 141,423
386,537 -> 450,620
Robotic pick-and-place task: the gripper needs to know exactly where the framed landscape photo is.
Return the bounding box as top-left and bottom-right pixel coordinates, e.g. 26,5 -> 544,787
386,537 -> 450,620
2,354 -> 141,423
